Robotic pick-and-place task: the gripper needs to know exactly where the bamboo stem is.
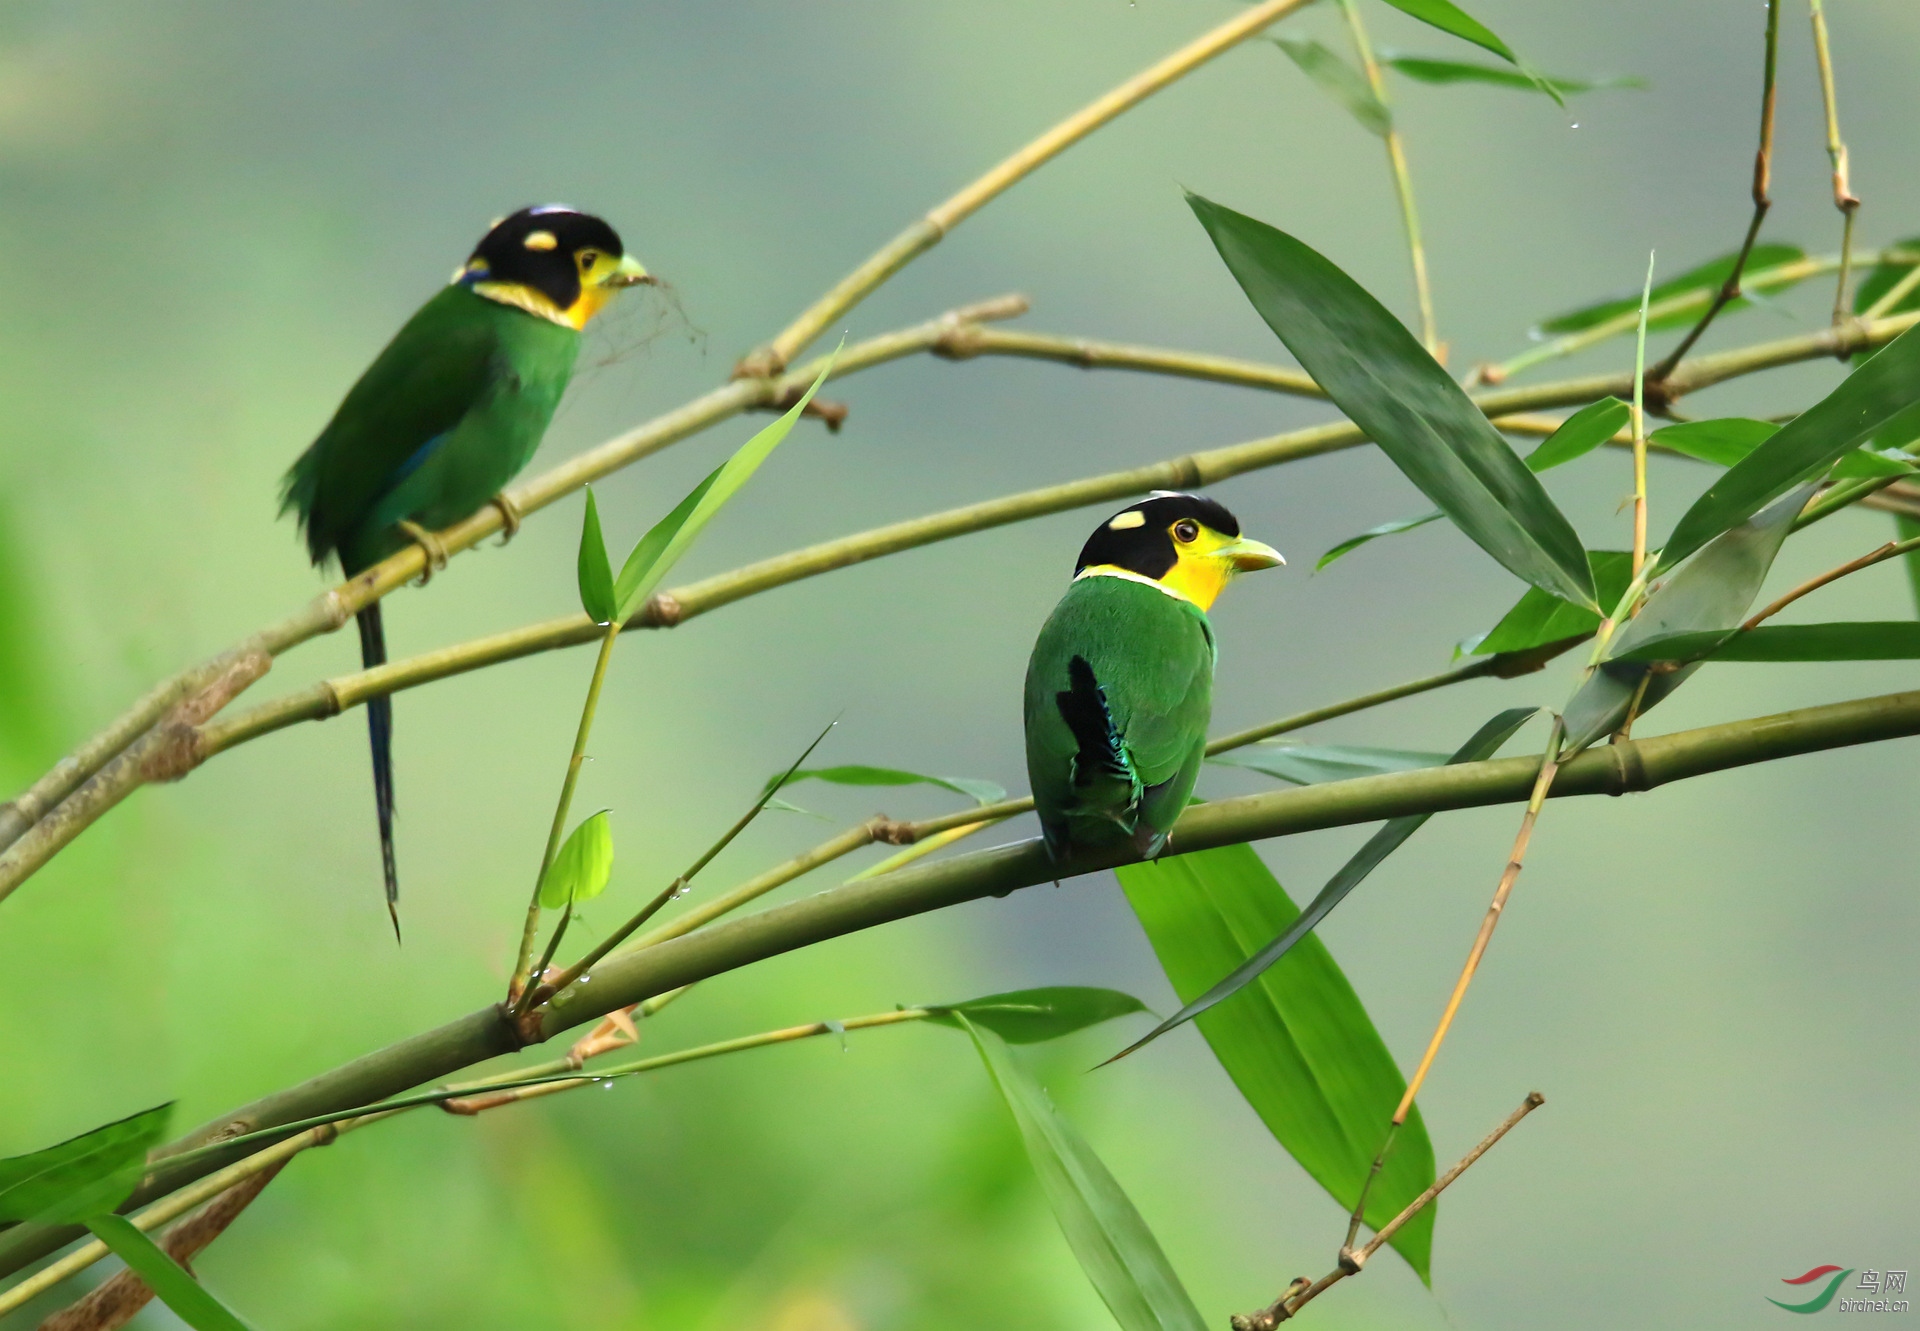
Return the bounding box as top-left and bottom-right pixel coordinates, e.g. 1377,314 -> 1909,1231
1809,0 -> 1861,327
509,623 -> 622,1004
1632,253 -> 1655,574
1339,0 -> 1437,353
1649,0 -> 1779,382
736,0 -> 1315,377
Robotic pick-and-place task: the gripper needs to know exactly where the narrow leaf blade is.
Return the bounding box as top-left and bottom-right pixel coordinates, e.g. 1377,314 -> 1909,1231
1615,621 -> 1920,662
956,1016 -> 1208,1330
764,764 -> 1006,807
1376,0 -> 1516,62
86,1214 -> 254,1331
576,487 -> 616,625
1115,844 -> 1439,1281
1274,38 -> 1392,137
1661,325 -> 1920,569
1316,511 -> 1442,571
1383,54 -> 1643,95
1523,397 -> 1630,471
0,1103 -> 172,1223
1210,742 -> 1449,786
613,469 -> 721,622
1539,244 -> 1806,335
1470,550 -> 1633,657
926,986 -> 1148,1044
1190,192 -> 1595,607
1853,237 -> 1920,316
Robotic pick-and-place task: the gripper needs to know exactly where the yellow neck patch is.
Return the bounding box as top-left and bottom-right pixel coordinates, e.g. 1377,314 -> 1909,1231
1075,564 -> 1219,611
471,280 -> 606,330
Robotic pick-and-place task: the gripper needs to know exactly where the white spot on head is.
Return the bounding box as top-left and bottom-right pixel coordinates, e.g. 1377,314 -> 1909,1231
523,231 -> 558,251
528,204 -> 579,216
1107,510 -> 1147,530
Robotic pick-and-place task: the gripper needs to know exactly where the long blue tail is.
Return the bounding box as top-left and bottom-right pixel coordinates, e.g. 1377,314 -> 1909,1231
355,604 -> 401,943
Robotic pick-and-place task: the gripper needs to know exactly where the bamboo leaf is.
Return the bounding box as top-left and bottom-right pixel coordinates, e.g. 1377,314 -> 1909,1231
1376,0 -> 1515,63
1650,417 -> 1778,468
1111,709 -> 1535,1071
926,986 -> 1148,1044
1538,244 -> 1806,335
1115,843 -> 1438,1282
1659,325 -> 1920,570
764,764 -> 1005,807
1382,53 -> 1644,95
1468,550 -> 1633,657
954,1016 -> 1208,1331
1520,396 -> 1632,471
1210,742 -> 1448,786
0,1103 -> 172,1223
1853,236 -> 1920,316
86,1214 -> 254,1331
1318,398 -> 1628,571
1273,38 -> 1392,138
576,487 -> 616,625
1613,621 -> 1920,663
1564,484 -> 1816,748
612,348 -> 840,622
1190,192 -> 1595,607
538,810 -> 614,909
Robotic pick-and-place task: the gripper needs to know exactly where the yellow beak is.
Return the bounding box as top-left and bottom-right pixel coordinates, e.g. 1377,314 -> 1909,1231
1216,535 -> 1285,572
605,253 -> 653,287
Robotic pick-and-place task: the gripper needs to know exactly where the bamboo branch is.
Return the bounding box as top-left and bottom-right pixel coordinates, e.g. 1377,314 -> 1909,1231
733,0 -> 1315,377
1649,0 -> 1780,384
1742,533 -> 1920,631
1232,1092 -> 1545,1329
1809,0 -> 1861,327
3,686 -> 1913,1280
1338,0 -> 1437,354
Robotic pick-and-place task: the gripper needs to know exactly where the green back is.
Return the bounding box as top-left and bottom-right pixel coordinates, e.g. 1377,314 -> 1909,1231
282,284 -> 580,572
1024,575 -> 1216,848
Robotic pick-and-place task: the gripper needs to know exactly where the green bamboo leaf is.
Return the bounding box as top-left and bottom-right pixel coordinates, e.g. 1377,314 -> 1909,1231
1273,38 -> 1392,138
1318,398 -> 1629,572
1853,236 -> 1920,316
763,764 -> 1005,807
926,986 -> 1148,1044
538,810 -> 614,910
1468,550 -> 1634,657
611,347 -> 840,622
1315,511 -> 1442,572
1659,325 -> 1920,570
1376,0 -> 1515,62
1382,53 -> 1644,95
1210,742 -> 1448,786
0,1104 -> 172,1224
1190,192 -> 1595,607
0,498 -> 59,776
1650,417 -> 1778,467
1564,483 -> 1816,748
1538,244 -> 1806,335
1898,516 -> 1920,616
1115,844 -> 1438,1282
1112,710 -> 1537,1085
954,1015 -> 1208,1331
86,1214 -> 254,1331
1613,621 -> 1920,663
1520,396 -> 1632,471
576,487 -> 616,625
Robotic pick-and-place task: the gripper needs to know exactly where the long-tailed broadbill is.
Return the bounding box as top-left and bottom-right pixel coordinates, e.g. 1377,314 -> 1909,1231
1024,493 -> 1282,862
282,206 -> 650,936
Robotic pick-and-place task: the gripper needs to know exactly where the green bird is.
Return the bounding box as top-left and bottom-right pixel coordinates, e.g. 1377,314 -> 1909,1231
282,206 -> 650,936
1025,493 -> 1283,862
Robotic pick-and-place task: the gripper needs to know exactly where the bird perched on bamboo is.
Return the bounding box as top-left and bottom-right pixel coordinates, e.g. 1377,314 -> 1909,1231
1025,493 -> 1282,862
282,206 -> 651,937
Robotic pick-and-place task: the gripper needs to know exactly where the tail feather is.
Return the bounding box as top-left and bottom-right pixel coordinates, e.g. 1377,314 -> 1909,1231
356,604 -> 401,943
1055,656 -> 1133,788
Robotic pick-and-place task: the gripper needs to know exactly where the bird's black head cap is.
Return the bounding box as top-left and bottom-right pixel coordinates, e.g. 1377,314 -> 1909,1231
460,205 -> 629,314
1073,492 -> 1242,578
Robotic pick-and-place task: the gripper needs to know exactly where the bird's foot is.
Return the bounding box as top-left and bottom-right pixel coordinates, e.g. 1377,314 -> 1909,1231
396,521 -> 450,585
488,492 -> 524,545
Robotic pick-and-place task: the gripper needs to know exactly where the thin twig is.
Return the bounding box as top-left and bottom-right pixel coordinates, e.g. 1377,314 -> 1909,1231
1632,251 -> 1656,574
733,0 -> 1314,377
508,622 -> 622,1003
1742,534 -> 1920,631
1809,0 -> 1861,327
1232,1092 -> 1546,1329
1339,0 -> 1437,353
1649,0 -> 1780,384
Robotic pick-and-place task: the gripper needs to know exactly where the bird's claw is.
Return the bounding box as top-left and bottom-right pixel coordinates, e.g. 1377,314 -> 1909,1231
396,520 -> 450,585
488,492 -> 524,545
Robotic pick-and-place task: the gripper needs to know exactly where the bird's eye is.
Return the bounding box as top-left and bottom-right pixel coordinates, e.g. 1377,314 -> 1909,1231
1173,519 -> 1200,543
578,249 -> 600,268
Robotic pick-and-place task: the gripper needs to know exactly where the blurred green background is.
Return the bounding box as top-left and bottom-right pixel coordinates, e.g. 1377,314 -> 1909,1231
3,1 -> 1917,1326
